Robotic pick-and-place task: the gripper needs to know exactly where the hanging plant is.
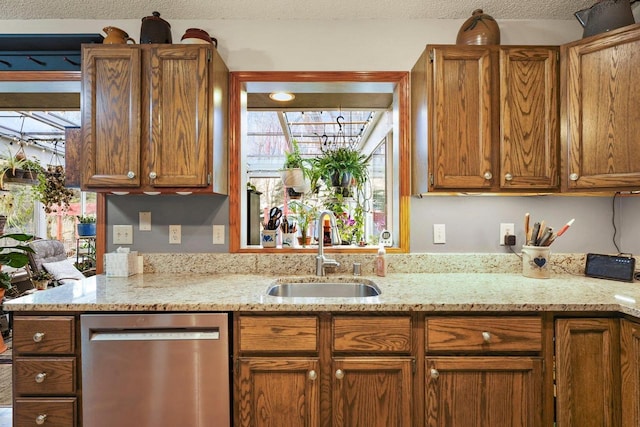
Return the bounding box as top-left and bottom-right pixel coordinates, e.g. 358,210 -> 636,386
33,165 -> 74,214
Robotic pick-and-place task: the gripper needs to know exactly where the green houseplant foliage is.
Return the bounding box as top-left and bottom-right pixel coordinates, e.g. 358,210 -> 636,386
0,233 -> 35,290
312,146 -> 369,190
77,215 -> 97,236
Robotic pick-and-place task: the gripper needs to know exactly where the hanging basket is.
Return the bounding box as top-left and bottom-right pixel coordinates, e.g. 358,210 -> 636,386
280,168 -> 307,188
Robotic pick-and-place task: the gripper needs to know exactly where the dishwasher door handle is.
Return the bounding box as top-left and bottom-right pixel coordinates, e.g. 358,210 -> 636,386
90,330 -> 221,341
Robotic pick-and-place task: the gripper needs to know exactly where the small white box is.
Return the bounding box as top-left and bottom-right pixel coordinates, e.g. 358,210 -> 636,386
104,252 -> 143,277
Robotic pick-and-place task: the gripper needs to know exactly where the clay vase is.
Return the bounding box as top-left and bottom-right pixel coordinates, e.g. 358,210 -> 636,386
140,11 -> 172,44
456,9 -> 501,45
181,28 -> 218,47
103,26 -> 136,44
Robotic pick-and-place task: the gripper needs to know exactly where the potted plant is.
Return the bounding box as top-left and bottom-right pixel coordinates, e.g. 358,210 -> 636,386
31,270 -> 52,290
290,201 -> 316,247
280,139 -> 310,191
311,146 -> 369,192
22,157 -> 44,182
77,215 -> 97,237
33,165 -> 74,214
0,232 -> 34,298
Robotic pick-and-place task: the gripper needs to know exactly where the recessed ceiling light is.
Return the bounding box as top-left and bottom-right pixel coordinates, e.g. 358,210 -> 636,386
269,92 -> 295,102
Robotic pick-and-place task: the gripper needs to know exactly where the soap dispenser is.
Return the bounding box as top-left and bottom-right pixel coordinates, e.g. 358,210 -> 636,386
376,243 -> 387,277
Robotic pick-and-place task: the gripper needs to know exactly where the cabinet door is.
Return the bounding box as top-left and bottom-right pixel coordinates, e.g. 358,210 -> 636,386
621,319 -> 640,427
425,356 -> 542,427
429,46 -> 496,190
145,45 -> 209,187
81,46 -> 141,187
564,27 -> 640,190
332,357 -> 412,427
555,318 -> 620,427
500,47 -> 559,189
237,358 -> 320,427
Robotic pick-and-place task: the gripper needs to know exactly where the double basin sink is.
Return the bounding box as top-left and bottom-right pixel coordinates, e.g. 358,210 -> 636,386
266,277 -> 381,298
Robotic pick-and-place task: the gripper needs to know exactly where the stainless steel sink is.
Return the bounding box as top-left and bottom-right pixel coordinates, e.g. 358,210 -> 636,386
266,278 -> 381,298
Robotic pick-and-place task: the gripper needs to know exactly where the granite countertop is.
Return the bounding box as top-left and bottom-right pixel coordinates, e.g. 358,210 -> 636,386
4,272 -> 640,318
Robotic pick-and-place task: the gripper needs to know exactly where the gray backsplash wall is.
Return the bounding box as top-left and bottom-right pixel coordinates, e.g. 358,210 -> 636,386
106,193 -> 640,255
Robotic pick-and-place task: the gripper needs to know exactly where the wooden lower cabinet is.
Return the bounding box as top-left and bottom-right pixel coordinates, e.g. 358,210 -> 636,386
237,358 -> 320,427
621,318 -> 640,427
425,356 -> 543,427
555,318 -> 621,427
332,357 -> 413,427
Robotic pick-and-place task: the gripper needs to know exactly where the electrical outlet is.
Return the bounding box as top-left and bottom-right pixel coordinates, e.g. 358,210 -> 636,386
169,225 -> 181,244
113,225 -> 133,245
433,224 -> 446,244
139,212 -> 151,231
500,223 -> 515,246
212,225 -> 225,245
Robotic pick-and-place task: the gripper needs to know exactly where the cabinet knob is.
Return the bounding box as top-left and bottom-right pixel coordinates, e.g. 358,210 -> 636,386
35,414 -> 47,425
35,372 -> 47,383
482,331 -> 491,343
504,173 -> 513,181
483,171 -> 493,180
308,370 -> 317,381
569,173 -> 579,181
127,171 -> 136,179
149,171 -> 157,180
33,332 -> 45,343
335,369 -> 344,379
430,368 -> 439,379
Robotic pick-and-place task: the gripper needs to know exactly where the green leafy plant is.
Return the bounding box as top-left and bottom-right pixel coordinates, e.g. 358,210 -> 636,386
289,201 -> 317,245
311,146 -> 369,190
31,269 -> 52,282
0,271 -> 12,290
0,233 -> 34,290
77,214 -> 96,224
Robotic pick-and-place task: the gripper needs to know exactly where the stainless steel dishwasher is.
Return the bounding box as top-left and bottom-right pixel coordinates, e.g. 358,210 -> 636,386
81,313 -> 230,427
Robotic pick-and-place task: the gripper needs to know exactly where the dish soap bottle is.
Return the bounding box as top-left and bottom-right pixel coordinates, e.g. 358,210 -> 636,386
376,243 -> 387,277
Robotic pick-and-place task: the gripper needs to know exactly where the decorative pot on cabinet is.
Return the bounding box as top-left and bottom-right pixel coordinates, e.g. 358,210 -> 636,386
456,9 -> 500,45
140,11 -> 172,44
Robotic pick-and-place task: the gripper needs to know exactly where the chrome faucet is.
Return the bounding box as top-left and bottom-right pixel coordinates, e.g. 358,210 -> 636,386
316,210 -> 341,276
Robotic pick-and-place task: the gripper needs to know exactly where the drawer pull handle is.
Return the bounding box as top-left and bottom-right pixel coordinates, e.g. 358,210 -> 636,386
33,332 -> 45,343
308,370 -> 317,381
430,368 -> 439,379
569,173 -> 579,181
149,171 -> 157,180
36,414 -> 47,425
483,171 -> 493,180
482,331 -> 491,343
504,173 -> 513,181
35,372 -> 47,383
127,171 -> 136,179
335,369 -> 344,379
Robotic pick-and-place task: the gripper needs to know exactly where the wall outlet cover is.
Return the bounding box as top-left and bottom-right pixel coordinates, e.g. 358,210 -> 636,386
113,225 -> 133,245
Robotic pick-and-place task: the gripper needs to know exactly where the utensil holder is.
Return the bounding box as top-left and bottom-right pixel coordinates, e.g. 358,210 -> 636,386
261,230 -> 277,248
522,245 -> 551,279
282,232 -> 296,248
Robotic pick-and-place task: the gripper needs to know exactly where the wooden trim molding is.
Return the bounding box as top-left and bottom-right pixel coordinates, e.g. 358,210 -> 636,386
229,71 -> 410,253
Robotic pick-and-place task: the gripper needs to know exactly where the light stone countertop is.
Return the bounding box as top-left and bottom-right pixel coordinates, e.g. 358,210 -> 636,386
4,272 -> 640,319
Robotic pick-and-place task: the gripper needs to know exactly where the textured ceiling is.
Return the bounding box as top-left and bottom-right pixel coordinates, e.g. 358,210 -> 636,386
0,0 -> 608,21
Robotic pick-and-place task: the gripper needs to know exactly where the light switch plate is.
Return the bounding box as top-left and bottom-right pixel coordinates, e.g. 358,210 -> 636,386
213,225 -> 225,245
139,212 -> 151,231
433,224 -> 446,244
169,225 -> 181,244
113,225 -> 133,245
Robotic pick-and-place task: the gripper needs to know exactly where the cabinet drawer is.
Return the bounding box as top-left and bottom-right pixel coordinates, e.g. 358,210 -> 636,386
333,316 -> 412,353
14,357 -> 76,395
13,316 -> 75,354
239,316 -> 318,352
14,397 -> 77,427
426,316 -> 542,353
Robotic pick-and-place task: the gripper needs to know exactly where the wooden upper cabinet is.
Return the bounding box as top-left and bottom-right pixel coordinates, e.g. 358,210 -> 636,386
563,24 -> 640,191
81,46 -> 141,188
428,46 -> 496,191
80,44 -> 228,194
499,47 -> 559,189
411,45 -> 559,193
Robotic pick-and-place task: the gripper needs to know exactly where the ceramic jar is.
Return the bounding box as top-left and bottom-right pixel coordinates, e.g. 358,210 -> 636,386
140,11 -> 172,44
180,28 -> 218,47
103,26 -> 135,44
456,9 -> 500,45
